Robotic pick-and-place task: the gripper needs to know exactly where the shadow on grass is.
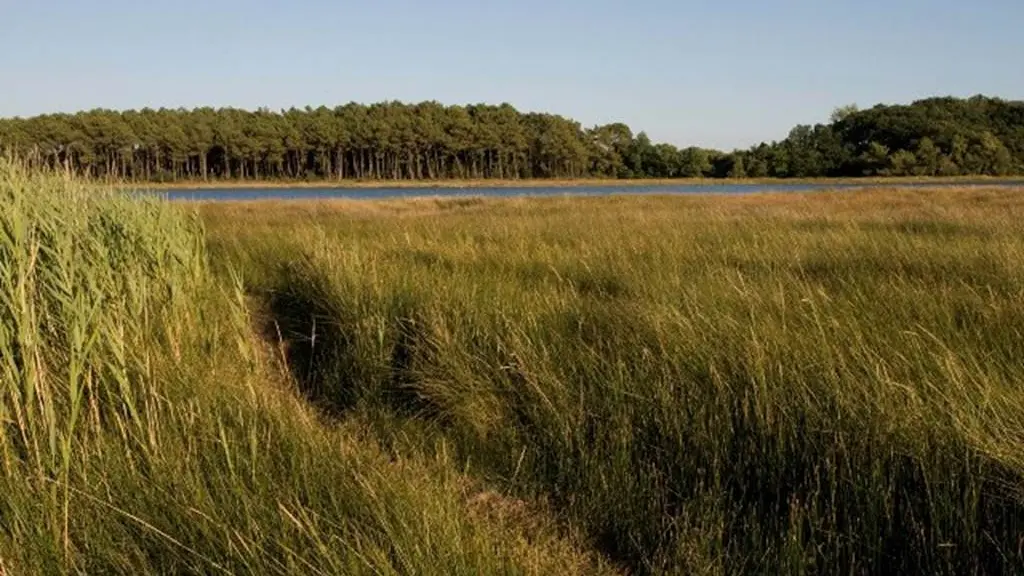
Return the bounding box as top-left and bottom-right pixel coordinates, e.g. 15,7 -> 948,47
263,285 -> 356,414
260,266 -> 438,420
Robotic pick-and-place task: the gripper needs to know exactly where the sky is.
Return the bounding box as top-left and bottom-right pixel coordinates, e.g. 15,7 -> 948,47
1,0 -> 1021,150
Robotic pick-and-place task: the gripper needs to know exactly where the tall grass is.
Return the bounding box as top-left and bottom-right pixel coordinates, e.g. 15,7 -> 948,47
203,189 -> 1024,574
0,163 -> 207,563
0,162 -> 612,575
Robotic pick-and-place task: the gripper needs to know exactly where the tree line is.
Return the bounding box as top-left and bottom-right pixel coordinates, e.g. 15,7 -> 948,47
735,96 -> 1024,178
1,96 -> 1022,182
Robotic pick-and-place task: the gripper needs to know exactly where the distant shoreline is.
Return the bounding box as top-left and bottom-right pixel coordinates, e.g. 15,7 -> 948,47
114,175 -> 1024,191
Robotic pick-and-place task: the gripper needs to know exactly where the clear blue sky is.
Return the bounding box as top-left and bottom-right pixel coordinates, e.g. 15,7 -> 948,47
1,0 -> 1021,150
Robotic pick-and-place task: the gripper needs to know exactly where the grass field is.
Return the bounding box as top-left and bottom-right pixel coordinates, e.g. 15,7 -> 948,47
4,160 -> 1024,574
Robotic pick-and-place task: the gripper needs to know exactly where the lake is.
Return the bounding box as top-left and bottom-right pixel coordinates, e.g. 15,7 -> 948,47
149,181 -> 1024,202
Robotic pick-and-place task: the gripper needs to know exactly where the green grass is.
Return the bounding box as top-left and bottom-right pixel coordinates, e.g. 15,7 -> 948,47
201,189 -> 1024,574
0,162 -> 613,575
6,158 -> 1024,574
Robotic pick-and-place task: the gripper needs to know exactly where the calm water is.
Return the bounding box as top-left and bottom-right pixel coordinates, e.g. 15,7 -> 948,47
149,181 -> 1024,202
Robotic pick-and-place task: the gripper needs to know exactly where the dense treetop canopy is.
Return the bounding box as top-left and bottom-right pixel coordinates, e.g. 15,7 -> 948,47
1,95 -> 1021,182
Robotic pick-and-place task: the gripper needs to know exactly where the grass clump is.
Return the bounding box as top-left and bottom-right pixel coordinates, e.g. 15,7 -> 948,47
0,162 -> 614,575
203,188 -> 1024,575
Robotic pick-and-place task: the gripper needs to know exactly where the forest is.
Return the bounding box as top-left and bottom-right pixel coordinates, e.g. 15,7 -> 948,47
0,95 -> 1022,182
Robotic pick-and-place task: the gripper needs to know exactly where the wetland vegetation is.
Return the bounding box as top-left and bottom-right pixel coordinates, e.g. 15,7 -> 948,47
3,156 -> 1024,573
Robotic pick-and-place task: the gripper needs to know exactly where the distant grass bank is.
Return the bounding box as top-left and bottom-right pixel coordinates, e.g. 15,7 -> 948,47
114,174 -> 1024,191
201,186 -> 1024,574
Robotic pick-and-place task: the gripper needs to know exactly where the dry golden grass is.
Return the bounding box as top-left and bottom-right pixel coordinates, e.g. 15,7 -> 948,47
196,185 -> 1024,225
9,173 -> 1021,574
197,184 -> 1024,574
